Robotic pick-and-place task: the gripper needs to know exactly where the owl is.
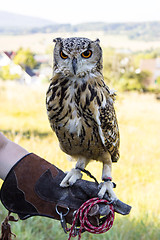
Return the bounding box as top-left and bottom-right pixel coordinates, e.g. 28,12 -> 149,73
46,37 -> 120,200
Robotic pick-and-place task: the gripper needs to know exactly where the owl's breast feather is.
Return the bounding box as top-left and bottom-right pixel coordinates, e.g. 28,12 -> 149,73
65,116 -> 82,136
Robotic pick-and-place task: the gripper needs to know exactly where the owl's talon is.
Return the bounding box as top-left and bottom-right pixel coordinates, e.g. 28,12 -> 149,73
98,181 -> 117,200
60,168 -> 82,187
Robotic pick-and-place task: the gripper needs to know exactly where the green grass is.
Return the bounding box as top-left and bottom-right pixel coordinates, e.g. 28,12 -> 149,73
0,81 -> 160,239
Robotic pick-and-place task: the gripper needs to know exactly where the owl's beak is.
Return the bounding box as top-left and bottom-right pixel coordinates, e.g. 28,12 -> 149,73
72,57 -> 77,75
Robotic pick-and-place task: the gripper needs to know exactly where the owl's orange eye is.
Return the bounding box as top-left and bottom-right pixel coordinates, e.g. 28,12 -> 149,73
60,51 -> 68,59
81,50 -> 92,58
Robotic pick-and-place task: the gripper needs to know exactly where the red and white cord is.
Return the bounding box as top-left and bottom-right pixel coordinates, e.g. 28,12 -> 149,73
67,197 -> 115,240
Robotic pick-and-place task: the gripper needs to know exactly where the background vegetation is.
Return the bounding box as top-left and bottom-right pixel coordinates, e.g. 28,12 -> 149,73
1,19 -> 160,41
102,47 -> 154,91
1,46 -> 160,92
13,48 -> 37,69
0,80 -> 160,240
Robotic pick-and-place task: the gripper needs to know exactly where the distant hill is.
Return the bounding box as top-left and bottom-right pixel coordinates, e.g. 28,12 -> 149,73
74,22 -> 160,41
28,21 -> 160,41
0,11 -> 54,30
1,11 -> 160,41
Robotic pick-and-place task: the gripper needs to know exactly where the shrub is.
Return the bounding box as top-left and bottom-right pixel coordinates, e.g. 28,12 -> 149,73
0,65 -> 20,80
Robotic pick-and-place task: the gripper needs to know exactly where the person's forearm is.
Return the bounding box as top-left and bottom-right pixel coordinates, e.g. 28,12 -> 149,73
0,132 -> 28,180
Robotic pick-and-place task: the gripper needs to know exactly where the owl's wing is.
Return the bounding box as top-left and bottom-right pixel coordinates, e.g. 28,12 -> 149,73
98,95 -> 120,162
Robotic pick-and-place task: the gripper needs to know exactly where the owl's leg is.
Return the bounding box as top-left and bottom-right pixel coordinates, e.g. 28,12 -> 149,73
98,152 -> 117,200
60,157 -> 88,187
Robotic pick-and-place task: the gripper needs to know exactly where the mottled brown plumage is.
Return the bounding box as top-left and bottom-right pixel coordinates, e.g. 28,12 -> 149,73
46,37 -> 120,199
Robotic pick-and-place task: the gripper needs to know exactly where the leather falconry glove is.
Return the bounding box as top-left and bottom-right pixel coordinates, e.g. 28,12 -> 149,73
0,153 -> 131,235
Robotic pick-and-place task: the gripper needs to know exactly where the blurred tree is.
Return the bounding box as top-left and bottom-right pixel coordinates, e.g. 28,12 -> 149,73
117,70 -> 151,91
133,49 -> 160,68
156,76 -> 160,89
103,47 -> 134,88
0,65 -> 20,80
13,48 -> 37,69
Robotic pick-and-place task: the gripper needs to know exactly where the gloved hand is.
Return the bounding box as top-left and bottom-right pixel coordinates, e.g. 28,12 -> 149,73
0,153 -> 131,226
0,153 -> 99,224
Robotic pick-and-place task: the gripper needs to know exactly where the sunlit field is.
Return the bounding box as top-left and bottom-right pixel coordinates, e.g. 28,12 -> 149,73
0,80 -> 160,240
1,32 -> 160,53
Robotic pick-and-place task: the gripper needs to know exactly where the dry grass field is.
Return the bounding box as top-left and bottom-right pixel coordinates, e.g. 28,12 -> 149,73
0,80 -> 160,239
1,32 -> 160,53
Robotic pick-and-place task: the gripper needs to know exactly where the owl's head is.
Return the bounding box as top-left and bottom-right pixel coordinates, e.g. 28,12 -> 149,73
53,37 -> 103,78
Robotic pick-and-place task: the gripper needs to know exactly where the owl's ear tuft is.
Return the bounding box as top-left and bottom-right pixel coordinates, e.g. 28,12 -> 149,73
95,38 -> 100,44
53,38 -> 63,43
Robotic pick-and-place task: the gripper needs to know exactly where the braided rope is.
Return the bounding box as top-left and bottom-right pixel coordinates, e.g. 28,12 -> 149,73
67,197 -> 115,240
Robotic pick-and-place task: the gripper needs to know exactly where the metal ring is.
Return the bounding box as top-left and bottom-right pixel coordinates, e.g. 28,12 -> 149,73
55,204 -> 70,216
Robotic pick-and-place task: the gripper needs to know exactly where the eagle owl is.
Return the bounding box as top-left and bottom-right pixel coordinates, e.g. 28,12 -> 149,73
46,37 -> 120,200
